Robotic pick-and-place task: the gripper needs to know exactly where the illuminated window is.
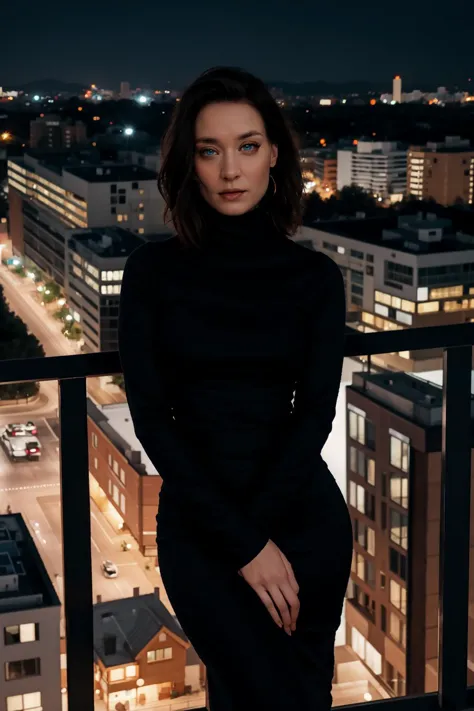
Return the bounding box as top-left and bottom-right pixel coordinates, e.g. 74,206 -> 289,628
390,579 -> 407,614
125,665 -> 137,678
138,227 -> 145,234
138,213 -> 144,221
417,301 -> 439,313
109,668 -> 125,682
6,692 -> 42,711
389,429 -> 410,472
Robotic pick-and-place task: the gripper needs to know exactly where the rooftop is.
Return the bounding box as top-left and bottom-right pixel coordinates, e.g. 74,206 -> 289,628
64,163 -> 157,183
69,226 -> 146,259
307,212 -> 474,256
86,397 -> 158,476
349,368 -> 474,431
94,592 -> 188,667
0,514 -> 60,613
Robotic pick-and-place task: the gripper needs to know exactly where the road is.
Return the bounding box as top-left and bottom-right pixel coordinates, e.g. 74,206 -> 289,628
0,264 -> 174,613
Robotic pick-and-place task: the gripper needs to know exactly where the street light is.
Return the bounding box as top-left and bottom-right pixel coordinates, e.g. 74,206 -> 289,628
124,127 -> 134,136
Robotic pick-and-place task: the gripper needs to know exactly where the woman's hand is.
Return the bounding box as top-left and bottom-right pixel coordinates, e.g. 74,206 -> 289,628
238,539 -> 300,635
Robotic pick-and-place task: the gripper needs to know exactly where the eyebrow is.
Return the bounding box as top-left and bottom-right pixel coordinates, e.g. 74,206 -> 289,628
195,130 -> 264,144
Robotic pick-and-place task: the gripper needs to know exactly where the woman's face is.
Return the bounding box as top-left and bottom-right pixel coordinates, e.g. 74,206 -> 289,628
194,101 -> 278,215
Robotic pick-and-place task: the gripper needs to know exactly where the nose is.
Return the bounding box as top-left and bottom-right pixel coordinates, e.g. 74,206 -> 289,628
221,150 -> 240,181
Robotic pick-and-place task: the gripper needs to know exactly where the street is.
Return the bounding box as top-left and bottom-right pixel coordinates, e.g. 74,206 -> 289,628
0,263 -> 174,613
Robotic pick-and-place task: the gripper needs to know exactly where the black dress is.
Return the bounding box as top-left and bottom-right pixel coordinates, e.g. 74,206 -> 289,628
118,196 -> 353,710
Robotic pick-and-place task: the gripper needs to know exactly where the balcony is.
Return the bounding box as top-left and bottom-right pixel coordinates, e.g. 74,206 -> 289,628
0,321 -> 473,711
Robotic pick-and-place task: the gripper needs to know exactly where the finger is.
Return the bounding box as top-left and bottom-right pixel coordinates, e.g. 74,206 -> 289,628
279,580 -> 300,629
279,554 -> 300,627
267,584 -> 292,631
279,551 -> 300,595
254,585 -> 284,629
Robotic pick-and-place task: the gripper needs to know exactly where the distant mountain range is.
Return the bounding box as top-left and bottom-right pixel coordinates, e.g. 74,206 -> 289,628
13,79 -> 88,94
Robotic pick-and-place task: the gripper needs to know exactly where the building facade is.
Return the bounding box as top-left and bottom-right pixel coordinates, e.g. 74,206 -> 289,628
66,227 -> 143,352
344,368 -> 474,696
0,515 -> 61,711
29,115 -> 87,150
7,152 -> 161,285
299,213 -> 474,372
337,141 -> 407,198
407,137 -> 474,206
87,398 -> 163,559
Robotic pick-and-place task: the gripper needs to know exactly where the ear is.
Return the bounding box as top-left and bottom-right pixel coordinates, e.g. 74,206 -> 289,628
270,143 -> 278,168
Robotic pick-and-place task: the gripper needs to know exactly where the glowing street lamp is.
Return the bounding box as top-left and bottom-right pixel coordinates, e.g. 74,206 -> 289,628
124,127 -> 134,136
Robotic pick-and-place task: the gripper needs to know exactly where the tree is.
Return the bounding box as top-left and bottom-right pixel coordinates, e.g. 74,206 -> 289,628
0,284 -> 45,399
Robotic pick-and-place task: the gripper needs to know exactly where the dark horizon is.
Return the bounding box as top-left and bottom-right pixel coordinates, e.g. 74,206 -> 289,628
2,0 -> 473,89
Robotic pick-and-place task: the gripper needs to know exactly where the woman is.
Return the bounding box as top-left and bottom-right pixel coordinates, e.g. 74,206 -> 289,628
118,66 -> 353,710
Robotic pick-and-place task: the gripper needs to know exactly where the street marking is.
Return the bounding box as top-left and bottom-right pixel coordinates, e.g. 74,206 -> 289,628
91,511 -> 114,544
116,562 -> 138,567
0,482 -> 60,492
91,538 -> 100,552
43,418 -> 59,441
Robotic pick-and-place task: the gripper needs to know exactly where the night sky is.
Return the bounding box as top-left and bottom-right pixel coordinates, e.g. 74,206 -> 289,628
3,0 -> 473,90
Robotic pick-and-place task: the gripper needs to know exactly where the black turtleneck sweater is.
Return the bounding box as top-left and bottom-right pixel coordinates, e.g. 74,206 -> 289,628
118,198 -> 346,572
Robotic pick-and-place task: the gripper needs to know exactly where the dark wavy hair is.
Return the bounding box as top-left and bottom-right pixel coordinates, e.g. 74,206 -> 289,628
157,66 -> 304,249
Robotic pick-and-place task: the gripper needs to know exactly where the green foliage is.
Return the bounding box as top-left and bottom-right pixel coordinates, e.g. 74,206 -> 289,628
303,185 -> 380,222
0,283 -> 44,399
110,374 -> 124,388
13,266 -> 27,277
53,305 -> 71,321
42,280 -> 62,304
62,322 -> 82,340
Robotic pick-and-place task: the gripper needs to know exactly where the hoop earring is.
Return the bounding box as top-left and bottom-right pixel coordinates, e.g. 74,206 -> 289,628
269,173 -> 277,196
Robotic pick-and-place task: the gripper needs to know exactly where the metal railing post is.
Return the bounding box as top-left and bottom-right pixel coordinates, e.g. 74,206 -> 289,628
59,377 -> 94,711
438,346 -> 472,710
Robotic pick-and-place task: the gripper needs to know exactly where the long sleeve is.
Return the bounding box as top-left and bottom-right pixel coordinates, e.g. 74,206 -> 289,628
118,242 -> 270,572
247,253 -> 346,532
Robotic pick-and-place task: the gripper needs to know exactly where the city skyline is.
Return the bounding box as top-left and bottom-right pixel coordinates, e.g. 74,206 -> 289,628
2,0 -> 473,88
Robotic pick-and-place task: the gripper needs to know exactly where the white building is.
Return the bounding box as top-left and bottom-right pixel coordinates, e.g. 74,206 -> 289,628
337,141 -> 407,198
7,153 -> 162,286
393,75 -> 402,103
0,514 -> 61,711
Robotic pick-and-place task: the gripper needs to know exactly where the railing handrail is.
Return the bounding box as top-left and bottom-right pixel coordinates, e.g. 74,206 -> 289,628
0,321 -> 472,385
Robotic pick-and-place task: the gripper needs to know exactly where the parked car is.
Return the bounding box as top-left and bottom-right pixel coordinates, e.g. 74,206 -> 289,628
1,421 -> 38,438
1,433 -> 41,461
101,560 -> 118,578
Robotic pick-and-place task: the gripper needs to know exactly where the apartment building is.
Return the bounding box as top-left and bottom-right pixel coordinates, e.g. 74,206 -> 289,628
66,227 -> 140,352
7,151 -> 161,285
298,213 -> 474,372
87,398 -> 163,560
407,136 -> 474,206
92,591 -> 204,709
313,150 -> 338,194
0,514 -> 61,711
337,141 -> 407,198
344,368 -> 474,696
29,114 -> 87,150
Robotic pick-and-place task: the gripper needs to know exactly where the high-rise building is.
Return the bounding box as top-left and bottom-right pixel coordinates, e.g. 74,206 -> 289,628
344,368 -> 474,695
120,81 -> 131,99
313,150 -> 338,195
407,136 -> 474,205
337,141 -> 407,198
298,212 -> 474,372
66,226 -> 171,353
0,514 -> 61,711
29,114 -> 87,150
393,75 -> 402,103
7,151 -> 162,285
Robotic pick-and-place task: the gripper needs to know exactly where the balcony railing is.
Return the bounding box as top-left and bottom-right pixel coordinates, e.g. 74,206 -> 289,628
1,321 -> 474,711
